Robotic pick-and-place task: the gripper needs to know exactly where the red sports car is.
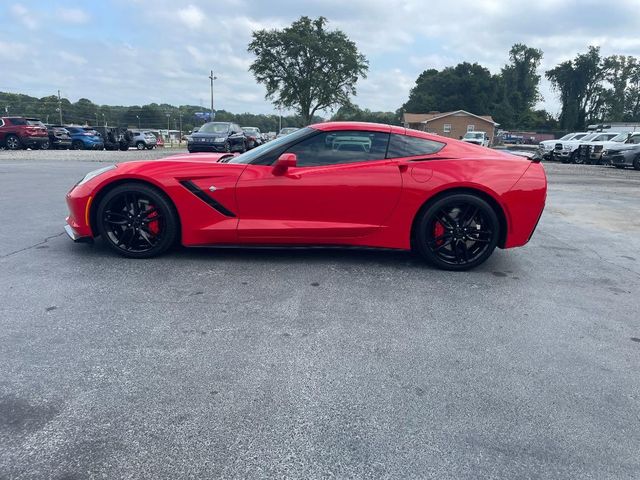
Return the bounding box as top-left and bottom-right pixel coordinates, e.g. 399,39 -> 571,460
65,122 -> 546,270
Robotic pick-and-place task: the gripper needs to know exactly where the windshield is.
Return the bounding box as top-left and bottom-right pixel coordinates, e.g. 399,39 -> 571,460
228,127 -> 312,164
199,122 -> 230,134
610,133 -> 628,142
578,133 -> 598,142
243,127 -> 259,134
464,132 -> 483,139
280,128 -> 298,134
559,133 -> 575,141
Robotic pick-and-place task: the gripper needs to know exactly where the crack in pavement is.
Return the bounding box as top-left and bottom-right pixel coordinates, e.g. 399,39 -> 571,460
0,232 -> 65,259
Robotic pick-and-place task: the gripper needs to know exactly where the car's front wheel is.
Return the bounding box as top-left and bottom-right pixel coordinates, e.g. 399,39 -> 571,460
136,142 -> 145,150
633,155 -> 640,171
415,193 -> 500,271
96,183 -> 179,258
71,140 -> 84,150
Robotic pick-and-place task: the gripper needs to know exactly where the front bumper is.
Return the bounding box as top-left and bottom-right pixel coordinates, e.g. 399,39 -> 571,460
65,186 -> 95,242
188,142 -> 227,152
607,153 -> 634,166
52,139 -> 72,148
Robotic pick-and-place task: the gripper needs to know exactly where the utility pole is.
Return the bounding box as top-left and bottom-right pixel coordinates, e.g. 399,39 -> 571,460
178,113 -> 183,144
166,113 -> 170,144
95,113 -> 98,126
136,115 -> 140,129
278,107 -> 282,132
57,90 -> 63,125
209,69 -> 217,121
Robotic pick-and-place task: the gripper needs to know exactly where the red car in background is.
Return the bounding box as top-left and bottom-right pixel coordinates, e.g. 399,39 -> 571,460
64,122 -> 547,270
0,116 -> 49,150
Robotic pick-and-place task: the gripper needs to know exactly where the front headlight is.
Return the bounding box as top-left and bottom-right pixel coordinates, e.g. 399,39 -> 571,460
77,165 -> 116,186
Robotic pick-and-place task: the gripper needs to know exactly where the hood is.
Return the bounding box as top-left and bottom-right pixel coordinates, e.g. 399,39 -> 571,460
192,130 -> 229,138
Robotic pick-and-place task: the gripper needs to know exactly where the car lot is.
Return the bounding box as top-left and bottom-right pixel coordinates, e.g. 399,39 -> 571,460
1,150 -> 639,478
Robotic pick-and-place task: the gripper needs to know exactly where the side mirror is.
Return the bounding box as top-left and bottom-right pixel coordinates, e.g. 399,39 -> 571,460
273,153 -> 297,175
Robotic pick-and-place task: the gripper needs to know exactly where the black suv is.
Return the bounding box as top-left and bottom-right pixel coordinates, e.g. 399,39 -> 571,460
47,125 -> 72,149
187,122 -> 247,153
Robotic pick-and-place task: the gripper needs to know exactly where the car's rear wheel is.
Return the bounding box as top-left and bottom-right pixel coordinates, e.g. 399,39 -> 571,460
224,142 -> 231,153
633,155 -> 640,171
415,193 -> 500,271
72,140 -> 84,150
5,135 -> 21,150
96,183 -> 178,258
39,141 -> 50,150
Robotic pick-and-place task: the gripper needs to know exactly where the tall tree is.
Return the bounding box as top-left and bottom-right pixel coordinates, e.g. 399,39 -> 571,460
499,44 -> 543,126
248,16 -> 368,125
546,46 -> 606,130
403,62 -> 499,115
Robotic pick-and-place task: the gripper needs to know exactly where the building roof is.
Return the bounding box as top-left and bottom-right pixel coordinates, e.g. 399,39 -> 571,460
403,110 -> 499,126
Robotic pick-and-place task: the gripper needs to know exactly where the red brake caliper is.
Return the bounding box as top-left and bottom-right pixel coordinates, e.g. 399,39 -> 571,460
434,221 -> 445,245
146,205 -> 160,235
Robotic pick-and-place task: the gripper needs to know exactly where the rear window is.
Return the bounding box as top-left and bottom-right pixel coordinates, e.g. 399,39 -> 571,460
26,119 -> 45,127
387,134 -> 445,158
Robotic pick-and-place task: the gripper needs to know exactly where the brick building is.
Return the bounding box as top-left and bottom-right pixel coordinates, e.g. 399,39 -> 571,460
403,110 -> 499,143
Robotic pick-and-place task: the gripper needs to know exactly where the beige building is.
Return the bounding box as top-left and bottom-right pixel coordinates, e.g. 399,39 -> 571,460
403,110 -> 499,143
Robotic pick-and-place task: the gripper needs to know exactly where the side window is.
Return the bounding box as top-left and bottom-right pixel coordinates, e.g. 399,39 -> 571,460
443,124 -> 451,133
386,134 -> 445,158
286,130 -> 390,167
467,125 -> 475,132
630,135 -> 640,144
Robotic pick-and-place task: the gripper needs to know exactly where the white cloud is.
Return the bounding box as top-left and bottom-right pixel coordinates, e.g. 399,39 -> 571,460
177,4 -> 206,29
56,8 -> 90,24
10,4 -> 38,30
58,51 -> 88,66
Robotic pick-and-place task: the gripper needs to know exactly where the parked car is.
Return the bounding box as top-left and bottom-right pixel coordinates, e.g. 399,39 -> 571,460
602,137 -> 640,169
538,132 -> 588,160
0,116 -> 49,150
129,130 -> 158,150
91,126 -> 132,151
551,132 -> 619,163
65,126 -> 105,150
462,131 -> 490,147
187,122 -> 247,153
276,127 -> 299,139
576,131 -> 640,165
242,127 -> 263,149
46,125 -> 72,149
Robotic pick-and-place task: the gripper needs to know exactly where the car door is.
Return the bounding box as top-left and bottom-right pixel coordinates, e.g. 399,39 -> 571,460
234,128 -> 402,242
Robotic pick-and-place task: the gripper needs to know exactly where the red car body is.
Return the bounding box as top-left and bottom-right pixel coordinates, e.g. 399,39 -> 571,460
65,122 -> 546,265
0,116 -> 49,150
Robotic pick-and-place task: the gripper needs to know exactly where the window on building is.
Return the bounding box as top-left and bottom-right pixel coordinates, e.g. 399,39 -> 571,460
443,124 -> 452,133
467,125 -> 475,132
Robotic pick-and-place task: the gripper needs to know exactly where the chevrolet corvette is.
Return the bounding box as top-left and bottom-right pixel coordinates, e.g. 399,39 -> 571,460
65,122 -> 547,270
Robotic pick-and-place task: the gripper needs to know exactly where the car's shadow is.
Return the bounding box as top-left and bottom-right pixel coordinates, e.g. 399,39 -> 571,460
68,236 -> 514,274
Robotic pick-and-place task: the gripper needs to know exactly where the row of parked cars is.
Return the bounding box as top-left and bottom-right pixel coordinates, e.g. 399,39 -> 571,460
539,130 -> 640,169
186,122 -> 299,154
0,116 -> 168,151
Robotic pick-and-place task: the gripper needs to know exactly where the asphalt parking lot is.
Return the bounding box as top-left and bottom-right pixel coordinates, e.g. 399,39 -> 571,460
1,149 -> 639,479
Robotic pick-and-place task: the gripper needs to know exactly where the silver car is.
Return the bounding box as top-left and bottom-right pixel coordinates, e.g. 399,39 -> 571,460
129,130 -> 158,150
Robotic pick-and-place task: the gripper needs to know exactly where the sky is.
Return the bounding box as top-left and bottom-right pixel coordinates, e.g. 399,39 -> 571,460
2,0 -> 640,118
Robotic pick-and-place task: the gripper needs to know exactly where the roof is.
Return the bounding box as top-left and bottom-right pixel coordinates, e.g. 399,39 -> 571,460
403,110 -> 499,126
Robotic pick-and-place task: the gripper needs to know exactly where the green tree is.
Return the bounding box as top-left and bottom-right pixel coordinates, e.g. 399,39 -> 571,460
331,103 -> 401,125
546,46 -> 606,130
402,63 -> 499,116
499,44 -> 543,126
248,16 -> 368,125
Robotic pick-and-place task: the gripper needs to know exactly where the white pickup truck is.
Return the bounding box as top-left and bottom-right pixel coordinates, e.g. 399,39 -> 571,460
539,132 -> 588,160
551,131 -> 620,163
461,131 -> 490,147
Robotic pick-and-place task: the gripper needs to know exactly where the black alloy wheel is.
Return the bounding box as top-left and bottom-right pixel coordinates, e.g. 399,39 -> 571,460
96,183 -> 178,258
416,193 -> 500,271
5,135 -> 21,150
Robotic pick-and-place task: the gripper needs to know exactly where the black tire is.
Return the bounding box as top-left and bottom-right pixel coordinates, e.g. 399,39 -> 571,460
146,145 -> 154,150
415,193 -> 500,271
571,152 -> 582,164
96,183 -> 179,259
136,142 -> 145,150
5,134 -> 21,150
239,141 -> 247,153
71,140 -> 84,150
633,155 -> 640,171
119,143 -> 129,151
39,141 -> 50,150
224,142 -> 231,153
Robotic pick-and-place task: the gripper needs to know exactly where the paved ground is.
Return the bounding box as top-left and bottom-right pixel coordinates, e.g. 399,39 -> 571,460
1,150 -> 639,479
